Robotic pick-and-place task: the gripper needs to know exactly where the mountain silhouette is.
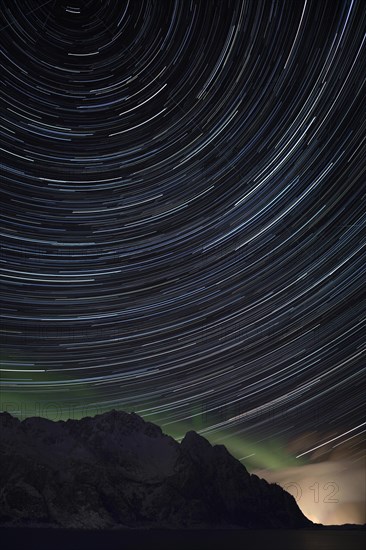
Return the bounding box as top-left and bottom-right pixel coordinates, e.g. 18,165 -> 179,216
0,410 -> 311,529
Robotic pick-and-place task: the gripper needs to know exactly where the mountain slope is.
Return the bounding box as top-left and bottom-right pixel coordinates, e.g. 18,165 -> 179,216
0,410 -> 311,529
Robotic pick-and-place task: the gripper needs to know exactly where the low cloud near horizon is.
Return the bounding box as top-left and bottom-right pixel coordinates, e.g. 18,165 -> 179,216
255,459 -> 366,525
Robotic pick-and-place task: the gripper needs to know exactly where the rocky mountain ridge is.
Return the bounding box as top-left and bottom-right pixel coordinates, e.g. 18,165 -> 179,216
0,410 -> 311,529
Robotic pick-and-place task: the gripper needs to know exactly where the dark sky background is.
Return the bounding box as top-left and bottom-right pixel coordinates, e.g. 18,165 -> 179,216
1,0 -> 365,525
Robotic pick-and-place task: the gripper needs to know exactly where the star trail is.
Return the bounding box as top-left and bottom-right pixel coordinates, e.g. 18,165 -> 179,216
1,0 -> 365,492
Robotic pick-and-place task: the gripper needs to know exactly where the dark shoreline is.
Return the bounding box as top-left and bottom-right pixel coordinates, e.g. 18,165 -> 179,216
1,524 -> 365,530
1,526 -> 365,550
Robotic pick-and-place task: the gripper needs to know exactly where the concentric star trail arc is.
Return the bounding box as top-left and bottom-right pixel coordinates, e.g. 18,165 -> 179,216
0,0 -> 365,469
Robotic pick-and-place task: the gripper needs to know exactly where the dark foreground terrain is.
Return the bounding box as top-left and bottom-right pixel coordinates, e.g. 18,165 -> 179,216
1,410 -> 309,529
1,527 -> 365,550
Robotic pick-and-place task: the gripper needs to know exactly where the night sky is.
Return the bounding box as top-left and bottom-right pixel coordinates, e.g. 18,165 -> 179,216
1,0 -> 365,524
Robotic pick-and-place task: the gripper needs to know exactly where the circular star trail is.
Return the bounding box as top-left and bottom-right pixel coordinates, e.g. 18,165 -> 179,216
1,0 -> 365,465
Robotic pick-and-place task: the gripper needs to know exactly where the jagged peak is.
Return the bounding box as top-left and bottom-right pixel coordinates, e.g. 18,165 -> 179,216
0,410 -> 20,427
181,430 -> 212,448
